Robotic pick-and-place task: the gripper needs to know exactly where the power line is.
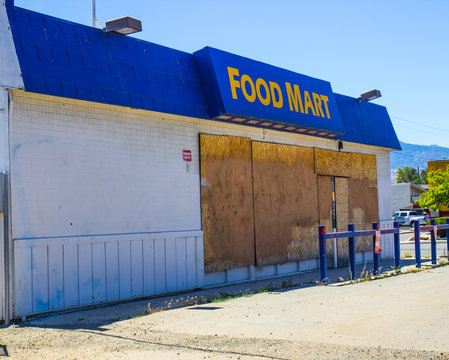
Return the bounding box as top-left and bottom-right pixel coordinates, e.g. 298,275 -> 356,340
391,115 -> 449,134
393,123 -> 448,138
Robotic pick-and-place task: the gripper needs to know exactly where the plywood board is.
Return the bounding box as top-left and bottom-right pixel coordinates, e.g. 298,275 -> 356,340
349,178 -> 379,252
315,149 -> 377,181
317,175 -> 336,267
335,177 -> 349,266
315,149 -> 378,253
252,142 -> 319,266
200,134 -> 255,273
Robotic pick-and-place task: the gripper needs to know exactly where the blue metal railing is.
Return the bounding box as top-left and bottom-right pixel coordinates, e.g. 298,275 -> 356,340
413,218 -> 449,268
319,218 -> 449,283
318,222 -> 399,284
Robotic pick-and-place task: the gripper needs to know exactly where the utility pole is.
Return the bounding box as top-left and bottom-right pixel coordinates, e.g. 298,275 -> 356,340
91,0 -> 96,28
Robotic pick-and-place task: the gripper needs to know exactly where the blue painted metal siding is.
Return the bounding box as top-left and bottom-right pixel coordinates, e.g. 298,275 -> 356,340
8,6 -> 208,119
6,5 -> 401,150
335,94 -> 401,150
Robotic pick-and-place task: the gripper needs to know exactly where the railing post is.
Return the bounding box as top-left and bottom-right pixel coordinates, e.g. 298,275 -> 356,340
372,222 -> 379,275
393,221 -> 400,268
430,218 -> 437,265
348,223 -> 355,279
414,220 -> 421,268
446,218 -> 449,259
319,225 -> 327,284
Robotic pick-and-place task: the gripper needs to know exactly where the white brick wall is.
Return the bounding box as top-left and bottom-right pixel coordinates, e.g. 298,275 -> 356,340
9,90 -> 393,240
6,90 -> 396,315
10,91 -> 202,239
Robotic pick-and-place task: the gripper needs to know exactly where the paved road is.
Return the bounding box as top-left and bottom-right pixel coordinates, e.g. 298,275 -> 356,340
400,229 -> 448,259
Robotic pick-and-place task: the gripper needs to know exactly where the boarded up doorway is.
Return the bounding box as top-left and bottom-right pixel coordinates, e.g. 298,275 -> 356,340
317,175 -> 349,267
252,142 -> 318,266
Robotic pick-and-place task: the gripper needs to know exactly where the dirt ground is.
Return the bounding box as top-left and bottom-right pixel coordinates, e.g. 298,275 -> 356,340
1,264 -> 449,359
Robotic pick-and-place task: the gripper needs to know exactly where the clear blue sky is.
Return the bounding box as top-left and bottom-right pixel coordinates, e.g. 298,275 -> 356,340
15,0 -> 449,147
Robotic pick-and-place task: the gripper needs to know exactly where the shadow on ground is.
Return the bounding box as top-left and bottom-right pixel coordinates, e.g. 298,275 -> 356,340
9,258 -> 424,331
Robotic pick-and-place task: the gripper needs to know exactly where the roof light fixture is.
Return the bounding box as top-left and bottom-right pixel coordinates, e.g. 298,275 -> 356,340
358,89 -> 381,103
105,16 -> 142,35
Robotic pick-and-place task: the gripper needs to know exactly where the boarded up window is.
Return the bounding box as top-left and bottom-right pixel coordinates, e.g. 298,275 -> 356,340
200,136 -> 380,273
200,134 -> 255,273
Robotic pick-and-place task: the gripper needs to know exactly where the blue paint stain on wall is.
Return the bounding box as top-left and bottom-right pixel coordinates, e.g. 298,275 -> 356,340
12,143 -> 21,156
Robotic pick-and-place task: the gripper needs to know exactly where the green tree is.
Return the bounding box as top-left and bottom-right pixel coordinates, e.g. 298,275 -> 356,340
417,165 -> 449,210
396,166 -> 423,184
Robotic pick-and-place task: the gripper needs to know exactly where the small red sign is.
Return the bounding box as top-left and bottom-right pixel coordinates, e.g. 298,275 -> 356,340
183,150 -> 192,162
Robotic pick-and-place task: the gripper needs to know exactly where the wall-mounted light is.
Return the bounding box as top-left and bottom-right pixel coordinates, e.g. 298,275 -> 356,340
358,89 -> 381,103
105,16 -> 142,35
338,140 -> 343,151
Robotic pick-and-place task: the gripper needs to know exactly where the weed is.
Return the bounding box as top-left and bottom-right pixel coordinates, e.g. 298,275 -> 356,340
403,253 -> 412,258
210,291 -> 249,302
302,279 -> 316,286
256,282 -> 276,293
281,279 -> 293,288
132,312 -> 147,319
341,260 -> 449,286
146,295 -> 207,314
358,262 -> 368,280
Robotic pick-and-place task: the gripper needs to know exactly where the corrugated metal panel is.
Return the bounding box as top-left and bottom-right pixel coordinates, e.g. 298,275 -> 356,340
13,231 -> 204,317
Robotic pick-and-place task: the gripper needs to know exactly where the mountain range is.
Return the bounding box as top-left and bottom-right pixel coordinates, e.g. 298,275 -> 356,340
390,141 -> 449,170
